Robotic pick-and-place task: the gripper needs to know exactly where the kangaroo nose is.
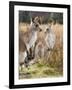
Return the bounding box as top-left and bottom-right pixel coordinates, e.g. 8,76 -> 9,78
39,29 -> 42,32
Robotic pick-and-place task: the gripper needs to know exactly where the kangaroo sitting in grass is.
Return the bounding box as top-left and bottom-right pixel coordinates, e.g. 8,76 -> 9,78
19,16 -> 42,68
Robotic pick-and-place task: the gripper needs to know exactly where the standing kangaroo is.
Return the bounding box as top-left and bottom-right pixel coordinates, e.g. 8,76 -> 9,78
19,16 -> 42,67
44,24 -> 56,57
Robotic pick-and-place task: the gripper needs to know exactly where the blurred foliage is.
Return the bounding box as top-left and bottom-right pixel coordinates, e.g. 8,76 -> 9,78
19,11 -> 31,23
19,11 -> 63,24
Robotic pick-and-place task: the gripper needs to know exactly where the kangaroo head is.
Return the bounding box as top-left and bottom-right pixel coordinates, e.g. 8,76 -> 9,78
32,16 -> 42,32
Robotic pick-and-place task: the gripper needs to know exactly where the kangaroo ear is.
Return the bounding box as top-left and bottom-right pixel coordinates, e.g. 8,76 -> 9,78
38,17 -> 41,24
35,16 -> 41,24
34,16 -> 39,20
32,17 -> 35,23
39,19 -> 41,24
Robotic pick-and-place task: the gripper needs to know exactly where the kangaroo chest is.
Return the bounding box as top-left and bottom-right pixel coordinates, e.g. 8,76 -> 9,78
45,32 -> 55,49
26,31 -> 37,51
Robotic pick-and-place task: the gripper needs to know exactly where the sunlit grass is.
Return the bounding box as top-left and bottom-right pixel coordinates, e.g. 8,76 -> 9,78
19,53 -> 63,79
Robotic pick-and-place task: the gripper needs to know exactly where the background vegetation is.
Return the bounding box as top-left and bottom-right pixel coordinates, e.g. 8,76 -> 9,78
19,11 -> 63,24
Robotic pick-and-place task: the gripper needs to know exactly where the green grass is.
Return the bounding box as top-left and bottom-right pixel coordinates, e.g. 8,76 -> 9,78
19,58 -> 63,79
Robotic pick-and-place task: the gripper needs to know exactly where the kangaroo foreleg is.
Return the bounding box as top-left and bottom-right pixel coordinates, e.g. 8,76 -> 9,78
32,41 -> 38,58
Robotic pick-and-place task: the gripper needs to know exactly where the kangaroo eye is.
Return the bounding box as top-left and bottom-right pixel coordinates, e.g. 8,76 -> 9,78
35,24 -> 38,27
46,28 -> 49,31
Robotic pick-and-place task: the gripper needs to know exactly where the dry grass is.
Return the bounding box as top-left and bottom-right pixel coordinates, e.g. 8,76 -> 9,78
19,23 -> 63,48
19,23 -> 63,79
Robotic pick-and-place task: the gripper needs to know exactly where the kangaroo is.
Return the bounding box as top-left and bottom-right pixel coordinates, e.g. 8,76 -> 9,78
19,16 -> 42,68
44,24 -> 56,57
